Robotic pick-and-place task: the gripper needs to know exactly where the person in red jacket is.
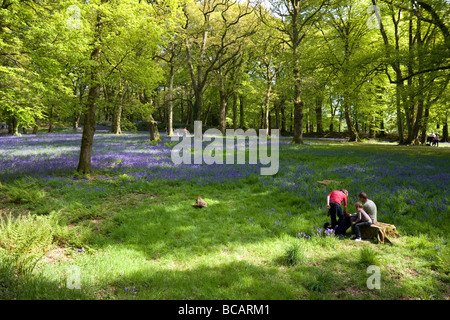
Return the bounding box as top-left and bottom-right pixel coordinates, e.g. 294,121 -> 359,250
326,189 -> 348,236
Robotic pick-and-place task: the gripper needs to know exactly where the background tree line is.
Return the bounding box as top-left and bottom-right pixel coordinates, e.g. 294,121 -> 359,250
0,0 -> 449,172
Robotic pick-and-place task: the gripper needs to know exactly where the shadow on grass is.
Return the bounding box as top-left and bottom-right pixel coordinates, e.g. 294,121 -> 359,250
95,184 -> 298,262
0,264 -> 92,300
101,260 -> 311,300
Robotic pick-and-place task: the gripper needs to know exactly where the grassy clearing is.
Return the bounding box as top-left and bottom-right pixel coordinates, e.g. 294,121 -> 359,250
0,136 -> 449,300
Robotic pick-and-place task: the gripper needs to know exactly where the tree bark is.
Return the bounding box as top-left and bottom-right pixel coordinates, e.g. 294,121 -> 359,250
420,103 -> 430,144
73,112 -> 81,130
77,2 -> 105,174
315,97 -> 323,134
111,81 -> 124,135
280,103 -> 286,135
148,114 -> 160,142
204,103 -> 212,127
12,117 -> 19,136
443,117 -> 448,142
344,102 -> 360,141
292,50 -> 303,143
7,121 -> 12,134
292,4 -> 303,144
264,79 -> 272,136
373,0 -> 405,144
405,10 -> 425,145
168,65 -> 174,136
48,105 -> 54,133
239,94 -> 245,129
395,81 -> 405,143
369,115 -> 376,138
111,103 -> 122,134
218,72 -> 228,135
379,116 -> 385,137
329,103 -> 335,132
232,93 -> 238,130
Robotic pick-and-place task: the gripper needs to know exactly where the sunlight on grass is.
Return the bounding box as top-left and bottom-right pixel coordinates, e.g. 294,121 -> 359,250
0,134 -> 448,300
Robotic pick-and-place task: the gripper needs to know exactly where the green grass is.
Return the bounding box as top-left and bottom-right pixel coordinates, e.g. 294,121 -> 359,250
0,142 -> 449,300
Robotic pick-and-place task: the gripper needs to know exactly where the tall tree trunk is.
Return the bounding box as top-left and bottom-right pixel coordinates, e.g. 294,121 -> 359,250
315,97 -> 323,134
7,121 -> 12,134
292,6 -> 303,144
193,89 -> 203,124
185,33 -> 205,125
369,115 -> 375,138
305,109 -> 309,133
186,99 -> 193,126
290,110 -> 293,133
73,112 -> 81,130
162,88 -> 168,133
412,19 -> 425,145
404,14 -> 416,144
373,0 -> 405,144
168,65 -> 174,136
420,103 -> 430,144
204,103 -> 212,127
148,114 -> 160,142
259,106 -> 264,130
48,105 -> 54,133
264,79 -> 272,136
379,116 -> 385,137
239,94 -> 245,129
329,105 -> 335,132
275,99 -> 282,131
77,2 -> 105,174
281,103 -> 286,134
232,93 -> 238,130
395,81 -> 405,143
268,109 -> 272,135
111,81 -> 124,135
180,93 -> 184,124
218,72 -> 228,135
443,115 -> 448,142
342,29 -> 360,142
344,102 -> 360,141
111,104 -> 122,134
11,117 -> 18,136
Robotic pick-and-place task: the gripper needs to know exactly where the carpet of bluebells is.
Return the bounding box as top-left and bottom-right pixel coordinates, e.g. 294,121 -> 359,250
0,132 -> 449,237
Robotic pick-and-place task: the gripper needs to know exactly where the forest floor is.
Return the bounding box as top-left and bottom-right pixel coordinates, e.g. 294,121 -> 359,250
0,131 -> 449,299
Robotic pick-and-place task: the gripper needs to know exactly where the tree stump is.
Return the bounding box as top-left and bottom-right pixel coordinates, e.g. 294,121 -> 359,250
192,195 -> 207,208
360,222 -> 400,244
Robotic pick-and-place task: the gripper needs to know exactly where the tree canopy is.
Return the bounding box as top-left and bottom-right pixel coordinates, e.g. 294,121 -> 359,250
0,0 -> 449,171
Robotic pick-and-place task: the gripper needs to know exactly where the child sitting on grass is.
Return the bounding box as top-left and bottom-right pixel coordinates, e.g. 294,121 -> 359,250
350,202 -> 372,241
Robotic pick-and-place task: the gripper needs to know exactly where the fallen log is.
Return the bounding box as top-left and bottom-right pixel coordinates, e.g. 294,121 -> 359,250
360,221 -> 400,244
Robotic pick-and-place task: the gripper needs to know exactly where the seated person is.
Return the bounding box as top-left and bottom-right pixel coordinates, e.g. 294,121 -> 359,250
340,191 -> 377,236
350,202 -> 373,241
358,192 -> 377,223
